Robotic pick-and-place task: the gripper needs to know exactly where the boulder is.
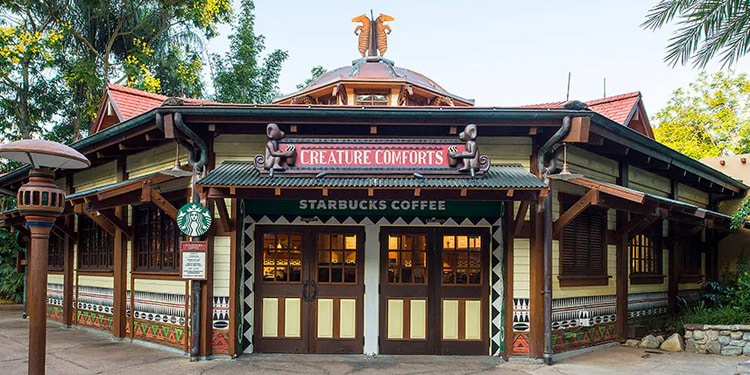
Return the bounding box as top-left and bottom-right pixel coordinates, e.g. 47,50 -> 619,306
624,339 -> 640,348
685,338 -> 696,352
660,333 -> 684,352
721,346 -> 743,356
640,334 -> 661,349
693,330 -> 705,340
744,343 -> 750,356
730,331 -> 743,340
719,336 -> 731,345
684,331 -> 693,339
656,335 -> 665,344
707,341 -> 722,354
707,330 -> 719,341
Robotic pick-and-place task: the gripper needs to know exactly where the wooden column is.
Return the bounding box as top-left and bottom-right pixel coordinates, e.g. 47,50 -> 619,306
503,201 -> 515,359
199,134 -> 215,356
228,199 -> 239,357
615,163 -> 629,341
112,157 -> 128,337
529,200 -> 544,358
668,182 -> 679,314
62,175 -> 74,326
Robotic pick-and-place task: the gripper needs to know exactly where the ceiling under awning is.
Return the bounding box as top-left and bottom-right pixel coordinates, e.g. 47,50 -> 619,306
554,176 -> 736,233
197,161 -> 547,201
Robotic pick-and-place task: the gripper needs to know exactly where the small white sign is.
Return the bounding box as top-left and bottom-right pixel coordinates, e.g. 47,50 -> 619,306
181,251 -> 207,280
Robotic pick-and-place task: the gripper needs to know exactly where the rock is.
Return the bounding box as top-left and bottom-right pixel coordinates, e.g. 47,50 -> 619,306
719,336 -> 731,345
624,339 -> 640,348
656,335 -> 665,344
640,335 -> 661,349
707,341 -> 722,354
684,331 -> 693,339
694,330 -> 705,340
736,360 -> 750,375
708,330 -> 720,341
744,343 -> 750,356
731,340 -> 746,347
660,333 -> 684,352
721,346 -> 743,356
731,331 -> 743,340
743,332 -> 750,341
721,330 -> 731,336
686,338 -> 696,352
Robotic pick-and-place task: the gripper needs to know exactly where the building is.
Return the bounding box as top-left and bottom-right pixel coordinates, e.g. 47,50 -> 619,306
0,14 -> 747,360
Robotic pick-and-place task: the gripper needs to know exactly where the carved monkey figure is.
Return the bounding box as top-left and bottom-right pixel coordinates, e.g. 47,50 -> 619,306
449,124 -> 480,172
264,123 -> 296,170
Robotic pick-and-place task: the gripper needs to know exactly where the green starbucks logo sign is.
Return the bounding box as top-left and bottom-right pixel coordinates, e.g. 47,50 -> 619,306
177,202 -> 212,237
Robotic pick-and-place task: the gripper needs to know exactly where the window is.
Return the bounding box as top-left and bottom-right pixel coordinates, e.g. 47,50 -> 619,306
559,194 -> 608,286
355,93 -> 388,106
262,232 -> 302,282
78,216 -> 114,271
48,232 -> 65,271
133,203 -> 181,272
387,234 -> 428,284
629,228 -> 664,284
442,234 -> 482,285
317,233 -> 358,284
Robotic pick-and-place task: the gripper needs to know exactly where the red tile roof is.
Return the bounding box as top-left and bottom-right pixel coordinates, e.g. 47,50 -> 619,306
522,91 -> 641,125
91,84 -> 216,134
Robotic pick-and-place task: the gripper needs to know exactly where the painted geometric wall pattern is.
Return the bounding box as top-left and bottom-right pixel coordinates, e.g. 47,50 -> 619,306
512,298 -> 530,355
552,295 -> 616,330
131,290 -> 186,349
212,296 -> 230,355
46,283 -> 64,322
76,285 -> 114,330
241,211 -> 504,355
628,292 -> 668,318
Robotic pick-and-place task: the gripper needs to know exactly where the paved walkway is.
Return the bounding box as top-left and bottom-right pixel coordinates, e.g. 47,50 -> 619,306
0,305 -> 746,374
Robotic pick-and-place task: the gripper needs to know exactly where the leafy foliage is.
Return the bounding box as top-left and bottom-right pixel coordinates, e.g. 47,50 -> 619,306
731,197 -> 750,229
296,65 -> 327,90
642,0 -> 750,67
653,71 -> 750,159
211,0 -> 288,103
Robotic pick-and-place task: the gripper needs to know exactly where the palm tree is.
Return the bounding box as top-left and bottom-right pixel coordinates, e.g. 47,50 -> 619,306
642,0 -> 750,68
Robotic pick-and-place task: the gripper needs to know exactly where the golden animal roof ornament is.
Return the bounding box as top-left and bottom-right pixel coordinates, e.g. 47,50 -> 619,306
352,11 -> 394,57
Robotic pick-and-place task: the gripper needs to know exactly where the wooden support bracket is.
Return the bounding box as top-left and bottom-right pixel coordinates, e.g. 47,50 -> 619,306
553,189 -> 598,237
149,189 -> 178,220
83,211 -> 117,236
97,210 -> 133,238
215,198 -> 232,233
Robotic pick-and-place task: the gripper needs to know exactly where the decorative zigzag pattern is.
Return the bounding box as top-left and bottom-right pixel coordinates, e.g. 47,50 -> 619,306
628,292 -> 668,318
241,211 -> 505,355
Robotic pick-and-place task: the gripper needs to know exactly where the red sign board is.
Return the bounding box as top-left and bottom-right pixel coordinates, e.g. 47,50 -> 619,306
279,143 -> 466,168
181,241 -> 208,251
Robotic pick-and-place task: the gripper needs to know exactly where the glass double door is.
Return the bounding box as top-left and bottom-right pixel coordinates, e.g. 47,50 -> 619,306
380,228 -> 489,355
254,226 -> 364,353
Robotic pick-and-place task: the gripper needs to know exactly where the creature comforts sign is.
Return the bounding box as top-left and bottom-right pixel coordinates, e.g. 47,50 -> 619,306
254,123 -> 491,177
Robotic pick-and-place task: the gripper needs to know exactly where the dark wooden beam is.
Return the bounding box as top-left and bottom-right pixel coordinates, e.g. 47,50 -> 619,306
514,201 -> 530,237
82,211 -> 116,236
97,209 -> 132,238
149,189 -> 178,220
553,189 -> 598,237
214,198 -> 231,233
52,221 -> 77,243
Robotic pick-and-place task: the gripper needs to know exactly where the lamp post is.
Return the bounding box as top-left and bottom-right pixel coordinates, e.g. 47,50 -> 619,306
0,139 -> 90,375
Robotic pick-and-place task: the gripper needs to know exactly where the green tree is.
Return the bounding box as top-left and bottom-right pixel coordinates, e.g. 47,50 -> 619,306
0,1 -> 65,140
296,65 -> 327,90
732,198 -> 750,230
642,0 -> 750,67
211,0 -> 288,103
653,71 -> 750,159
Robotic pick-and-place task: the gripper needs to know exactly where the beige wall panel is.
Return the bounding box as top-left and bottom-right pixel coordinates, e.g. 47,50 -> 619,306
214,134 -> 265,165
718,230 -> 750,273
678,183 -> 709,208
317,298 -> 334,338
48,274 -> 64,284
134,279 -> 186,295
262,298 -> 278,337
73,160 -> 117,192
409,299 -> 427,340
563,147 -> 618,183
513,239 -> 530,299
629,166 -> 670,197
339,299 -> 357,339
213,236 -> 231,295
482,137 -> 532,168
552,241 -> 617,298
442,299 -> 459,340
387,299 -> 404,339
465,300 -> 482,340
127,143 -> 180,178
284,298 -> 301,338
78,275 -> 114,289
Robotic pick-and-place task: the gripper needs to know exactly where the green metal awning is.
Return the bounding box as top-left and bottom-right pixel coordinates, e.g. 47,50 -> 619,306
198,161 -> 546,190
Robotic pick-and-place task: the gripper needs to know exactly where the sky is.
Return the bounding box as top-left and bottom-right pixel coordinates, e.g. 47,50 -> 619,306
206,0 -> 750,117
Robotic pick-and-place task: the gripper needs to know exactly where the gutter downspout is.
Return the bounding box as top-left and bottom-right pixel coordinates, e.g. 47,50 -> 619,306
536,116 -> 571,366
156,111 -> 208,361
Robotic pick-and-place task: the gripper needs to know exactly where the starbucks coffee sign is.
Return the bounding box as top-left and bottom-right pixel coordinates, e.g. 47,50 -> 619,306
177,202 -> 212,237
